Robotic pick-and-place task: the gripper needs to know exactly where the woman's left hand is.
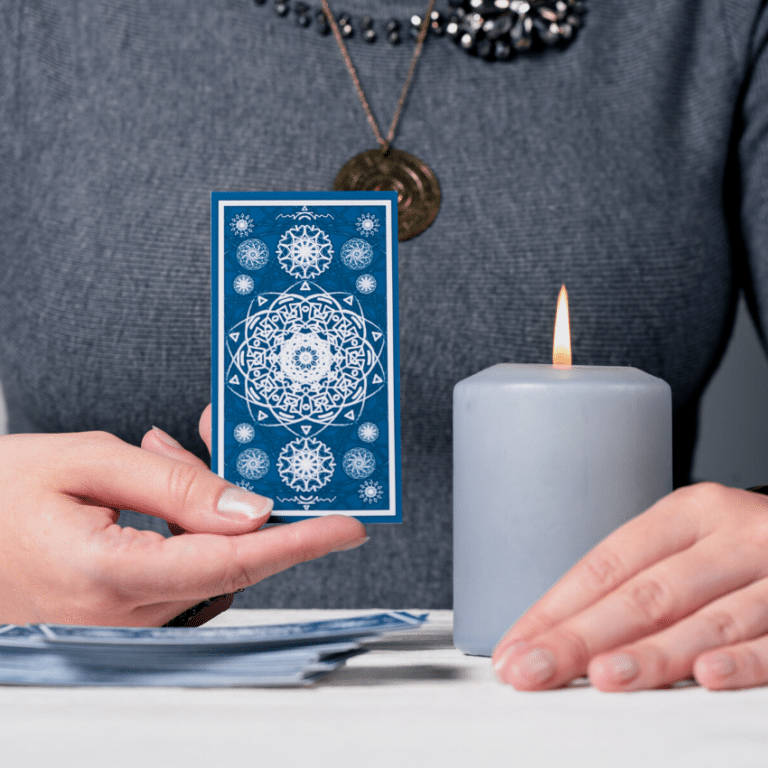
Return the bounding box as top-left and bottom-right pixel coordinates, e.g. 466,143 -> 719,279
492,482 -> 768,691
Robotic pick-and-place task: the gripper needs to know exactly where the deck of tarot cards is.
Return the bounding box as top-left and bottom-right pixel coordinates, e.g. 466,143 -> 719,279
0,612 -> 427,687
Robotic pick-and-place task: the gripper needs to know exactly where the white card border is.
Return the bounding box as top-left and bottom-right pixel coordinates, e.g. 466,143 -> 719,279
216,196 -> 398,518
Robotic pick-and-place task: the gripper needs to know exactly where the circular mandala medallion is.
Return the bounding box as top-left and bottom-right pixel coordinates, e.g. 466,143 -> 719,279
233,274 -> 255,295
277,224 -> 333,279
279,331 -> 333,385
236,238 -> 269,270
233,423 -> 255,444
236,448 -> 270,480
278,437 -> 336,492
340,238 -> 374,270
342,447 -> 376,479
334,148 -> 441,241
355,274 -> 377,294
357,422 -> 379,443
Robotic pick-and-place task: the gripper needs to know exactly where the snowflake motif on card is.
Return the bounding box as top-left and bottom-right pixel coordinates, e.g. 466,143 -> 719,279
236,480 -> 255,493
236,239 -> 270,271
277,437 -> 335,492
342,447 -> 376,479
359,479 -> 383,504
226,284 -> 386,437
340,238 -> 374,270
355,274 -> 377,294
233,275 -> 255,295
233,423 -> 255,444
356,213 -> 380,237
277,225 -> 333,279
230,214 -> 254,237
357,422 -> 379,443
236,448 -> 270,480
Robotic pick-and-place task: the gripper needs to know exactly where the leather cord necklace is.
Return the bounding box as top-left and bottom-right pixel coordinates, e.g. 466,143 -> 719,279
323,0 -> 442,241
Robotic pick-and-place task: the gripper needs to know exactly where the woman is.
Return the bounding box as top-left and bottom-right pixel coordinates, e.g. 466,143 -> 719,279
1,0 -> 767,691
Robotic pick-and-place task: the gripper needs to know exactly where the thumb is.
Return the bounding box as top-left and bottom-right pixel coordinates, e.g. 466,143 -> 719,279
61,433 -> 272,535
199,404 -> 212,455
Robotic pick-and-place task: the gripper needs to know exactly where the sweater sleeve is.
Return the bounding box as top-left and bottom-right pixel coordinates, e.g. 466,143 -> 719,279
0,0 -> 21,113
0,0 -> 23,227
732,0 -> 768,346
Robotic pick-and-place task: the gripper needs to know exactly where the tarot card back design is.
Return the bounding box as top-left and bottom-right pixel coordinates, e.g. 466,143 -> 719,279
212,192 -> 401,523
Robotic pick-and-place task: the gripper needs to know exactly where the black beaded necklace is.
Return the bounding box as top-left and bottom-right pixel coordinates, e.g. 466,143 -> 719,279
254,0 -> 586,62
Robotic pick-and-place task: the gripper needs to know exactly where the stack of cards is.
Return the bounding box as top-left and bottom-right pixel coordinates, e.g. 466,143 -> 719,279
0,612 -> 427,687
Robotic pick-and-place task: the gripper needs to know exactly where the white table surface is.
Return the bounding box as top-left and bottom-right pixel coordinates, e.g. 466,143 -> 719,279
2,608 -> 767,768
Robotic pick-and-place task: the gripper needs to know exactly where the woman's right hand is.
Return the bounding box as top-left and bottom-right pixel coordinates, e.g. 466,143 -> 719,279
0,430 -> 367,626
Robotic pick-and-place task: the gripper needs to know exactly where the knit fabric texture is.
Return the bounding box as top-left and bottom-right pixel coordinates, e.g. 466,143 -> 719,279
1,0 -> 767,607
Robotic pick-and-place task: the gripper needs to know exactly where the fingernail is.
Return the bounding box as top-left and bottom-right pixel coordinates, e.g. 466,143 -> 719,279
152,425 -> 183,449
331,536 -> 370,552
602,653 -> 640,684
511,648 -> 556,685
702,652 -> 736,678
493,640 -> 527,673
216,487 -> 273,522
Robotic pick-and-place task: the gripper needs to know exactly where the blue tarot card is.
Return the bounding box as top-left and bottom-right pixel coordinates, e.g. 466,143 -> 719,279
211,192 -> 401,523
38,612 -> 426,646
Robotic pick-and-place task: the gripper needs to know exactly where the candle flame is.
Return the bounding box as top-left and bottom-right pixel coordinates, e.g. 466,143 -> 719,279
553,284 -> 572,366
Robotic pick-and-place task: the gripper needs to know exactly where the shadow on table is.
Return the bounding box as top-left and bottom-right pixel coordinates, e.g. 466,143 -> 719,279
317,621 -> 473,686
318,663 -> 472,686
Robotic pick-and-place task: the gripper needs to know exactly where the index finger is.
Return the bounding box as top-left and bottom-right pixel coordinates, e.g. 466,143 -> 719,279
94,513 -> 367,602
493,485 -> 706,657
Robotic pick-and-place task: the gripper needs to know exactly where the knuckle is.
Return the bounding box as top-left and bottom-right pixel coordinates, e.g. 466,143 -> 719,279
704,610 -> 743,646
523,607 -> 557,635
743,514 -> 768,552
581,548 -> 625,591
226,561 -> 258,593
623,577 -> 673,629
80,430 -> 122,448
68,430 -> 123,462
165,461 -> 201,511
555,625 -> 592,670
741,646 -> 768,681
282,524 -> 316,565
223,540 -> 263,593
678,481 -> 727,512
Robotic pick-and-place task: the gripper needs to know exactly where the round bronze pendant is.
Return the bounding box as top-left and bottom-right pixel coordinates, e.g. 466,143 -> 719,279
334,148 -> 441,241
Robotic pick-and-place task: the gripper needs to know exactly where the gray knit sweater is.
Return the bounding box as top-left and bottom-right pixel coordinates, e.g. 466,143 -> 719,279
1,0 -> 767,607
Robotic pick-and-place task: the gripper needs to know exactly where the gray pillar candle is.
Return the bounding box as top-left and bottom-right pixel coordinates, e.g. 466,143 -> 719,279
453,363 -> 672,656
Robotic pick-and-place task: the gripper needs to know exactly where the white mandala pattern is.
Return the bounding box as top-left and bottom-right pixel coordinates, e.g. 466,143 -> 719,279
230,214 -> 254,237
342,447 -> 376,479
357,422 -> 379,443
356,213 -> 380,237
237,239 -> 269,270
355,274 -> 377,294
359,479 -> 384,504
226,285 -> 386,437
236,448 -> 270,480
233,423 -> 255,443
340,238 -> 374,270
233,274 -> 255,295
277,225 -> 333,279
279,331 -> 332,385
277,437 -> 335,492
